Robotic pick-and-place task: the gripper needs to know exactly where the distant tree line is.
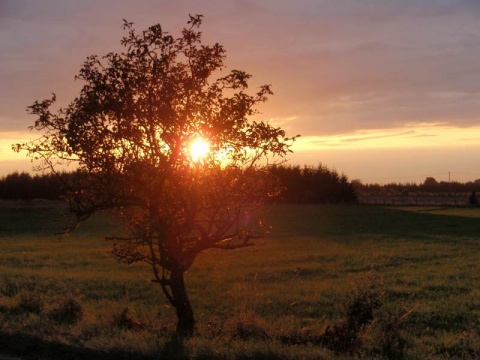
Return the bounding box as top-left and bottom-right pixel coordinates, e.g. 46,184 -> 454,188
354,177 -> 480,196
0,165 -> 358,204
270,164 -> 358,204
0,172 -> 68,200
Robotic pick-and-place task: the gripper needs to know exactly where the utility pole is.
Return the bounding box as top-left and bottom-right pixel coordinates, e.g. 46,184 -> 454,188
448,171 -> 451,197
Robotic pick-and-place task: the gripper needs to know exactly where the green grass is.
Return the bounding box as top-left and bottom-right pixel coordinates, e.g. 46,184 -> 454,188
2,202 -> 480,359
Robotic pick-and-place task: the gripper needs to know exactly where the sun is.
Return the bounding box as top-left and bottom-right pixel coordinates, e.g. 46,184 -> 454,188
189,137 -> 210,162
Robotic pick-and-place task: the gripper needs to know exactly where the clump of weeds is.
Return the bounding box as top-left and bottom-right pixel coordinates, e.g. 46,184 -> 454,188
319,269 -> 384,353
111,306 -> 145,331
16,291 -> 44,314
49,295 -> 83,324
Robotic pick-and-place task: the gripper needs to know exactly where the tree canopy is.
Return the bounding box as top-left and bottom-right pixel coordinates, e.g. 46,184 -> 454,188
15,15 -> 296,335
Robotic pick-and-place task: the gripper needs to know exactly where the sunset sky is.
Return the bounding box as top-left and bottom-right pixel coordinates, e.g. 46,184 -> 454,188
2,0 -> 480,184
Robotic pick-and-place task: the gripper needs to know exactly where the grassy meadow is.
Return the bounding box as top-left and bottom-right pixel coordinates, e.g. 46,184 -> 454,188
1,201 -> 480,359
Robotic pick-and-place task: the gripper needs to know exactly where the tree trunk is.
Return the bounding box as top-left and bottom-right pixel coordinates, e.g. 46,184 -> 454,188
170,268 -> 195,337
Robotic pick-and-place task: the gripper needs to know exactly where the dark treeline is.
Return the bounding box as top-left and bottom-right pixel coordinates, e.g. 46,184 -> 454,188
0,172 -> 68,200
355,176 -> 480,195
0,165 -> 358,204
270,164 -> 358,204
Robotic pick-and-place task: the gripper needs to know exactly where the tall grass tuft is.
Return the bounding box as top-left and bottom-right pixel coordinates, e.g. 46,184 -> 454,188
49,295 -> 83,324
111,307 -> 145,331
16,291 -> 44,314
368,302 -> 415,359
320,269 -> 383,353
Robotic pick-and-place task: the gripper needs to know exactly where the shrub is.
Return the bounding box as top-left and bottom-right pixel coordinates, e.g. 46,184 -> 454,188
320,269 -> 383,353
368,301 -> 416,359
111,307 -> 144,331
50,296 -> 83,324
16,291 -> 44,313
1,281 -> 19,297
232,320 -> 270,341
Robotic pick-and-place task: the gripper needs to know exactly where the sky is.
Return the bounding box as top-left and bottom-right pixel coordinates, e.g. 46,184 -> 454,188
2,0 -> 480,184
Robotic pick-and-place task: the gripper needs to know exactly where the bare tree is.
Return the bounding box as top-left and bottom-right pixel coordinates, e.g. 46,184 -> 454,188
14,15 -> 296,336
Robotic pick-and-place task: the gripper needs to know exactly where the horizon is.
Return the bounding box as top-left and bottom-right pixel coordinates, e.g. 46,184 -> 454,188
1,161 -> 478,187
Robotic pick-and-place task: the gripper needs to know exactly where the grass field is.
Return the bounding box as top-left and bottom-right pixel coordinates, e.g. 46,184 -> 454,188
1,201 -> 480,359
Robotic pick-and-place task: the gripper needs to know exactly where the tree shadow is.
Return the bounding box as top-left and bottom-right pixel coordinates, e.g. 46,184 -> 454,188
288,205 -> 480,242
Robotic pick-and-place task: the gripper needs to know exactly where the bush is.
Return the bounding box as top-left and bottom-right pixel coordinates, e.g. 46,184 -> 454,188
16,291 -> 44,313
111,307 -> 144,331
50,296 -> 83,324
320,269 -> 383,353
232,320 -> 270,341
371,312 -> 408,358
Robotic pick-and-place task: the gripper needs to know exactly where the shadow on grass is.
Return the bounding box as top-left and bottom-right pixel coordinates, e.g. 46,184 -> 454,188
270,204 -> 480,242
0,331 -> 187,360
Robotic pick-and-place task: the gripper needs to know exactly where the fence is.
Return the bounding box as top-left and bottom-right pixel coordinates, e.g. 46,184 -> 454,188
358,195 -> 472,206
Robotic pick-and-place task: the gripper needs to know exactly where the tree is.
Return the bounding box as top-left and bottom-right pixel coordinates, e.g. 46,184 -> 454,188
268,165 -> 358,204
14,15 -> 296,336
469,191 -> 479,206
423,177 -> 438,187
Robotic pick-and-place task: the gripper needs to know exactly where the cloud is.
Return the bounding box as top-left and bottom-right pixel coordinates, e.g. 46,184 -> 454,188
295,123 -> 480,153
2,0 -> 480,141
342,130 -> 415,143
